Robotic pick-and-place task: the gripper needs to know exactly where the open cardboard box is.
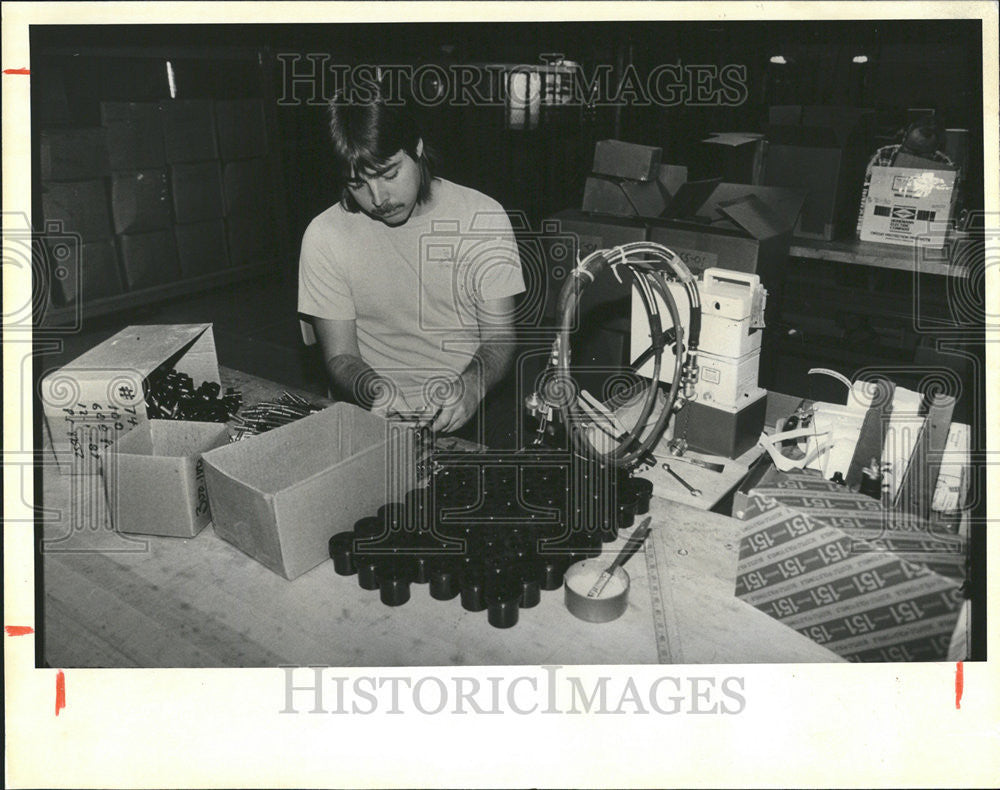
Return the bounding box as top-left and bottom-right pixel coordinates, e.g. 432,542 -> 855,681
762,107 -> 873,240
201,402 -> 415,580
102,419 -> 230,537
40,323 -> 220,474
647,181 -> 805,292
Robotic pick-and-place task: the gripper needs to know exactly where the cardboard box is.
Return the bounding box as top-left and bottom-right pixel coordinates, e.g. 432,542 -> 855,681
222,158 -> 268,216
39,128 -> 110,180
159,99 -> 218,163
657,164 -> 688,200
859,166 -> 957,248
171,161 -> 225,223
771,106 -> 875,148
763,110 -> 871,240
41,180 -> 113,241
102,419 -> 230,537
581,176 -> 667,218
202,403 -> 416,580
101,101 -> 166,170
592,140 -> 661,181
43,236 -> 123,306
543,209 -> 648,324
111,169 -> 172,234
175,220 -> 230,277
733,467 -> 967,662
40,324 -> 220,473
214,99 -> 268,160
702,133 -> 767,184
118,230 -> 181,290
647,182 -> 805,296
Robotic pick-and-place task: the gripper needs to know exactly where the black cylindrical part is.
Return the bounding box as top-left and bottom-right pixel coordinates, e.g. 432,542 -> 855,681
429,562 -> 460,600
460,564 -> 488,612
328,531 -> 357,576
376,559 -> 415,606
539,556 -> 566,590
356,556 -> 380,590
629,477 -> 654,515
487,592 -> 521,628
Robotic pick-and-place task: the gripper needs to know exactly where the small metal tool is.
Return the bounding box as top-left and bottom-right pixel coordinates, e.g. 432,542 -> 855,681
661,463 -> 702,497
672,456 -> 725,473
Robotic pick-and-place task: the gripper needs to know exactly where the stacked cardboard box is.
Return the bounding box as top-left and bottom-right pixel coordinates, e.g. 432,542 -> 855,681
219,115 -> 272,268
39,128 -> 123,307
762,105 -> 874,240
38,94 -> 275,313
543,139 -> 805,396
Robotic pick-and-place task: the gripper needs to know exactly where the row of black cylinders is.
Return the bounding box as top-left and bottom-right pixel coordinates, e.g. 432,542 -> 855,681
329,472 -> 653,629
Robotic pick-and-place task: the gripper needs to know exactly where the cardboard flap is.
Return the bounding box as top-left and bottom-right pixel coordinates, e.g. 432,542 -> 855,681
62,324 -> 212,379
664,178 -> 722,220
657,164 -> 689,200
716,194 -> 786,239
706,184 -> 806,236
703,132 -> 766,148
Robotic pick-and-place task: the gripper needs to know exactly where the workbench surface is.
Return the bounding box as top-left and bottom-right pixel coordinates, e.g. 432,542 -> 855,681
39,368 -> 840,667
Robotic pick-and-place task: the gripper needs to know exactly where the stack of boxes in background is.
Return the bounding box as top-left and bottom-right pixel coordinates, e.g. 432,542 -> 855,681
542,138 -> 805,399
38,97 -> 272,312
39,127 -> 122,306
762,105 -> 874,240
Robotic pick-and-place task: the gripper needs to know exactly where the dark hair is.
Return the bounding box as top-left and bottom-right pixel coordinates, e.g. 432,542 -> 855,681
327,94 -> 435,211
900,116 -> 943,153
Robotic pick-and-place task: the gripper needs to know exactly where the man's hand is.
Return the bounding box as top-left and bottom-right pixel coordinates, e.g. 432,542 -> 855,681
429,369 -> 483,433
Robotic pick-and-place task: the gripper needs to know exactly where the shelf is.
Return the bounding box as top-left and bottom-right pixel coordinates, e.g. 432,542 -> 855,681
788,237 -> 970,278
38,262 -> 272,328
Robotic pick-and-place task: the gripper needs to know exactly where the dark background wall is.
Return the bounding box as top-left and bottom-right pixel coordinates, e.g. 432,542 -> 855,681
32,19 -> 984,260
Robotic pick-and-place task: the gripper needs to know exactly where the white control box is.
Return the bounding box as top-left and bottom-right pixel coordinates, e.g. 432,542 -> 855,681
629,267 -> 766,383
692,348 -> 766,409
698,268 -> 766,358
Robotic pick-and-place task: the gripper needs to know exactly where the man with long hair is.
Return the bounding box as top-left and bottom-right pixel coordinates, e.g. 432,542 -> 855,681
299,92 -> 524,441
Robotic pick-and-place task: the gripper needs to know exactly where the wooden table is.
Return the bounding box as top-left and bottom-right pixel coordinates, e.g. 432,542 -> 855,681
39,368 -> 840,667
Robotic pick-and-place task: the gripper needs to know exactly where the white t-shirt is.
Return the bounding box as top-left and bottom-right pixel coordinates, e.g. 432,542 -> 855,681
298,178 -> 525,411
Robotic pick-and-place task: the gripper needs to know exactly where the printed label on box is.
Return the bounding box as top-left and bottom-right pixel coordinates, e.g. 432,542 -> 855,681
860,166 -> 957,247
734,468 -> 966,662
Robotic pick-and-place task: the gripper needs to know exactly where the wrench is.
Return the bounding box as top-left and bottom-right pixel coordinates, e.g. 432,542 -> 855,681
661,462 -> 702,497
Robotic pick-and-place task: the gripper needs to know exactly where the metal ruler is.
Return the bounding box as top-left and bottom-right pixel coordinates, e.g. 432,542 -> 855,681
644,530 -> 683,663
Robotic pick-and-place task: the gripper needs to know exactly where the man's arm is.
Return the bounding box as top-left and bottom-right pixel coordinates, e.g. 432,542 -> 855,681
313,317 -> 395,410
431,294 -> 518,433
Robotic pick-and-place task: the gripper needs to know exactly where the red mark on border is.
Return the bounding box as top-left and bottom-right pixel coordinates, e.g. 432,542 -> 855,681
3,68 -> 31,75
55,670 -> 66,716
955,661 -> 964,709
5,625 -> 34,636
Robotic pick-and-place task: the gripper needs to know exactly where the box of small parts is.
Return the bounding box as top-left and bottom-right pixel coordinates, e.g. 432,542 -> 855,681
102,419 -> 230,537
201,403 -> 416,580
40,324 -> 220,474
732,467 -> 967,662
